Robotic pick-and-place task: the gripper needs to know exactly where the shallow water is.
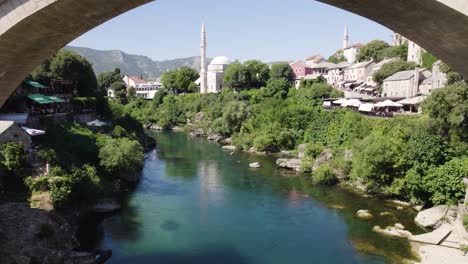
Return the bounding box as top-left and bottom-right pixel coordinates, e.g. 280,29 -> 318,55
88,131 -> 423,264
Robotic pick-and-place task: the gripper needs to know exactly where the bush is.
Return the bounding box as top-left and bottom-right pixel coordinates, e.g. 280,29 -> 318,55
0,142 -> 27,174
424,157 -> 468,205
313,164 -> 337,185
99,137 -> 144,176
50,178 -> 73,208
463,215 -> 468,231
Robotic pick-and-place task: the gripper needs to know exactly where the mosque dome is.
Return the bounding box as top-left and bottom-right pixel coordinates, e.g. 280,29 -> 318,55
210,56 -> 231,65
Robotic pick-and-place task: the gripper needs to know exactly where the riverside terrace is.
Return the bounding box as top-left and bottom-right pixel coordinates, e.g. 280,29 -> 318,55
322,97 -> 426,118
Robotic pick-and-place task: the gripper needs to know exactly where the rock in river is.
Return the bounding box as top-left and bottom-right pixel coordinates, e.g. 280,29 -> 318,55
222,145 -> 237,151
249,162 -> 261,168
373,225 -> 412,239
276,158 -> 302,171
415,205 -> 448,229
356,209 -> 374,219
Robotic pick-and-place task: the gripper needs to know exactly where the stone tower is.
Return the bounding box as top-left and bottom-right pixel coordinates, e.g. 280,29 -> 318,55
200,23 -> 207,94
343,25 -> 349,49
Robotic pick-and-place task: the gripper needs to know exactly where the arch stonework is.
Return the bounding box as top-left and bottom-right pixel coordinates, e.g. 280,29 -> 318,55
0,0 -> 468,106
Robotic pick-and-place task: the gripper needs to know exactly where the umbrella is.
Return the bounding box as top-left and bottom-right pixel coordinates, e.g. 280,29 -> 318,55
375,100 -> 403,108
22,126 -> 46,136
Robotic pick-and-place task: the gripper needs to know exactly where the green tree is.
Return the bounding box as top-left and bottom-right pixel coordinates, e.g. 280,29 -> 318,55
357,40 -> 390,62
422,52 -> 438,70
422,82 -> 468,141
0,142 -> 26,175
175,66 -> 199,93
97,68 -> 122,95
33,50 -> 99,96
328,50 -> 347,64
161,70 -> 178,93
424,157 -> 468,205
270,63 -> 293,82
373,59 -> 417,86
264,78 -> 291,99
127,86 -> 136,99
244,60 -> 270,88
99,137 -> 144,176
223,61 -> 247,90
379,44 -> 408,61
111,81 -> 127,102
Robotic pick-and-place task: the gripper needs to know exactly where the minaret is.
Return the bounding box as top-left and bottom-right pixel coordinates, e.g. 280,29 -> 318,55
343,25 -> 349,49
200,23 -> 207,93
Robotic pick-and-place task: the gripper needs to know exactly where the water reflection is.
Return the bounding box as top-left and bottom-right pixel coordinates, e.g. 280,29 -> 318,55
91,132 -> 422,264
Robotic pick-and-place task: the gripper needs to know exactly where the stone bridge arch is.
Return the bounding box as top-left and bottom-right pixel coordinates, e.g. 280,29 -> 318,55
0,0 -> 467,106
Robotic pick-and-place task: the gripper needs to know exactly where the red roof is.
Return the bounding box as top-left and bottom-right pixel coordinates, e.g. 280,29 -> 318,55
306,54 -> 324,62
127,76 -> 147,84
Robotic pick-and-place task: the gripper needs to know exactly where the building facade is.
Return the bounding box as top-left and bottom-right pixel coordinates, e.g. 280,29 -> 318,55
123,75 -> 147,88
344,61 -> 375,83
135,81 -> 163,99
207,56 -> 231,93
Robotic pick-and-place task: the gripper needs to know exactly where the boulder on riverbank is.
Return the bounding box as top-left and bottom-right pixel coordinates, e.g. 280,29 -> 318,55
415,205 -> 449,230
207,134 -> 224,142
222,145 -> 237,151
312,149 -> 333,171
249,162 -> 261,168
373,225 -> 412,239
356,209 -> 374,219
150,125 -> 164,130
276,158 -> 302,171
190,128 -> 204,137
0,203 -> 95,264
297,144 -> 307,159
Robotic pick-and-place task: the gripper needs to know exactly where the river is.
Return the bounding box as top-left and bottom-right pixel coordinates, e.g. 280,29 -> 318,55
86,131 -> 423,264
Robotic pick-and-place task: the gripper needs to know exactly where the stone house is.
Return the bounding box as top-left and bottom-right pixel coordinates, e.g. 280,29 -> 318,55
0,121 -> 31,149
431,60 -> 448,90
344,60 -> 375,83
382,68 -> 431,98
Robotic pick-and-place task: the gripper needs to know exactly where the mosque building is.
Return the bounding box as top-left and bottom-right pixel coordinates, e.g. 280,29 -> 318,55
198,23 -> 231,94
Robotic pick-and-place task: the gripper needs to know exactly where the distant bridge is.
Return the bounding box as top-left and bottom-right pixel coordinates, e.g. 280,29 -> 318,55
0,0 -> 467,107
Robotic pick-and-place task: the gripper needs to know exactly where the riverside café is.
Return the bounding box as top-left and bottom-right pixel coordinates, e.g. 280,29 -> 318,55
26,94 -> 67,116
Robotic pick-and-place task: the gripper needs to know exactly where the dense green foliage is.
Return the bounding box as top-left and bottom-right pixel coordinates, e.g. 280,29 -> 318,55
32,50 -> 98,96
223,60 -> 270,90
24,101 -> 147,207
328,50 -> 347,64
97,68 -> 122,95
422,52 -> 438,70
0,142 -> 26,175
161,66 -> 199,94
124,76 -> 468,205
373,59 -> 418,86
270,63 -> 294,82
357,40 -> 389,62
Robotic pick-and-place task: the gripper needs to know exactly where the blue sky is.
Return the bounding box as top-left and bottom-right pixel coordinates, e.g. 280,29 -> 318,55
69,0 -> 393,62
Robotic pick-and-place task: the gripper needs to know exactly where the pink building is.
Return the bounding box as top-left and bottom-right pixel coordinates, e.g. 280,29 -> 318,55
290,61 -> 312,79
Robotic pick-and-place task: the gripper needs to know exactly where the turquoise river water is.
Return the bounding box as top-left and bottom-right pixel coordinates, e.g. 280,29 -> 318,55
88,131 -> 423,264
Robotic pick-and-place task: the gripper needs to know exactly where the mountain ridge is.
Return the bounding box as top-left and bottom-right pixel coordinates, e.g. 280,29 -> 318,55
64,46 -> 211,80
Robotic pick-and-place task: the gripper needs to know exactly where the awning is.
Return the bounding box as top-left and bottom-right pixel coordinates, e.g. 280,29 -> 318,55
332,98 -> 347,105
45,95 -> 66,103
358,103 -> 374,112
25,80 -> 48,89
375,100 -> 403,108
397,96 -> 427,105
26,94 -> 54,104
22,126 -> 45,136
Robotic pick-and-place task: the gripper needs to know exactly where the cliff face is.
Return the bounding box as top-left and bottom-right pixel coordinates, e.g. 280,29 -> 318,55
0,203 -> 95,264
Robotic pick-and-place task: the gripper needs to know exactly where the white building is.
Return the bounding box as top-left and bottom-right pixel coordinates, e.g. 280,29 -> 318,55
207,56 -> 231,93
135,81 -> 163,100
123,75 -> 147,88
407,40 -> 423,65
326,61 -> 351,86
